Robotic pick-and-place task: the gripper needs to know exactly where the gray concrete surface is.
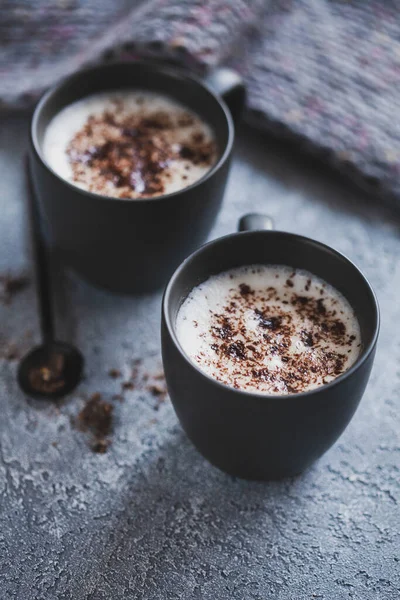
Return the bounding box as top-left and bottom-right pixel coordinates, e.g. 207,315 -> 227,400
0,115 -> 399,599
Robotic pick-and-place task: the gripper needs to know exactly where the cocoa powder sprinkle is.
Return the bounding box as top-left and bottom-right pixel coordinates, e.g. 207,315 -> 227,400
178,267 -> 362,395
65,99 -> 217,199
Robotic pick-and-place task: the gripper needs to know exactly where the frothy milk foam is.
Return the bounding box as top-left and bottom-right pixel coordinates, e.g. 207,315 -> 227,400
43,91 -> 217,199
176,265 -> 361,395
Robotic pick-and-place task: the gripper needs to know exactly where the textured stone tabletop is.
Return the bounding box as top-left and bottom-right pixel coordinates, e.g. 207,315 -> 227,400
0,115 -> 399,600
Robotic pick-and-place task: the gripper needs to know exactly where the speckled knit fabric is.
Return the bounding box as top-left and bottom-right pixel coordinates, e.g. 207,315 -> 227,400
2,0 -> 400,200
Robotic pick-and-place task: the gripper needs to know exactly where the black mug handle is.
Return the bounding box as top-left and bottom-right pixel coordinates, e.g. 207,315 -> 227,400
238,213 -> 275,232
203,68 -> 246,125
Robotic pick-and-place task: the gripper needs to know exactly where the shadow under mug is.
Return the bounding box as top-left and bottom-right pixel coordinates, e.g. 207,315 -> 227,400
162,214 -> 380,480
30,61 -> 245,293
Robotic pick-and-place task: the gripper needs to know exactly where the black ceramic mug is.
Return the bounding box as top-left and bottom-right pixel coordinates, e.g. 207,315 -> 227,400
30,61 -> 245,293
162,214 -> 380,480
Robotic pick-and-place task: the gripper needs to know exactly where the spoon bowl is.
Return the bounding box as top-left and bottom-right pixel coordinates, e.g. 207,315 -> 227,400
18,341 -> 84,399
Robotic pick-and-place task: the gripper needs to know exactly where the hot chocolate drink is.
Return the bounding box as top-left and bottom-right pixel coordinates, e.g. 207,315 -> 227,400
43,91 -> 217,199
176,265 -> 362,395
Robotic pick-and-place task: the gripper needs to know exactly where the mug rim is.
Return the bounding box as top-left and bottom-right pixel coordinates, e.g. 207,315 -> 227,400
163,229 -> 380,402
30,60 -> 235,205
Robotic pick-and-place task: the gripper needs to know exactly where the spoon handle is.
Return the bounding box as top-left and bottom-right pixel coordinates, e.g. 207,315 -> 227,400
25,157 -> 55,344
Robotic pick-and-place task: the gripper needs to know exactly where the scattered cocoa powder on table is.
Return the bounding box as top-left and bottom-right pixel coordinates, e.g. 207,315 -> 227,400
0,272 -> 30,305
74,392 -> 113,454
70,360 -> 169,454
0,330 -> 34,362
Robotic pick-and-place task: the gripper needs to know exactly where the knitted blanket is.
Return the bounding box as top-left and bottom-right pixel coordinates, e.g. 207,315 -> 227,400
2,1 -> 400,201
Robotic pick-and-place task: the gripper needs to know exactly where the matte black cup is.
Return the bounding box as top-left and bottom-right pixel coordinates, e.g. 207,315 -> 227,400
30,61 -> 245,293
162,214 -> 380,480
